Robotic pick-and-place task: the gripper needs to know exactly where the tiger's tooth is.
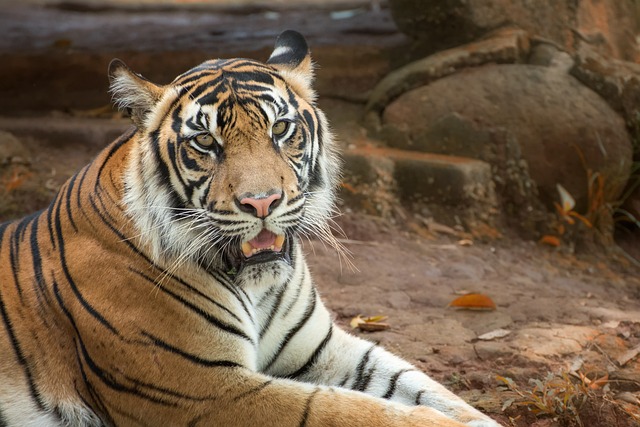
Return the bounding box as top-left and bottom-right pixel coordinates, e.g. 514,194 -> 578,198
275,234 -> 285,249
241,241 -> 253,257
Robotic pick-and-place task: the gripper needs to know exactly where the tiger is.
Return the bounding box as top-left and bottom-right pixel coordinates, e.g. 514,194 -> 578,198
0,30 -> 501,427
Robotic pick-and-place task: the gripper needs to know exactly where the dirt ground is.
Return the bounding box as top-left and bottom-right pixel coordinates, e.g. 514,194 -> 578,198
1,1 -> 640,425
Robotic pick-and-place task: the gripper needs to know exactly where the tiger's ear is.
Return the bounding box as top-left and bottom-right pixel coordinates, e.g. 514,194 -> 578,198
108,59 -> 164,128
267,30 -> 315,102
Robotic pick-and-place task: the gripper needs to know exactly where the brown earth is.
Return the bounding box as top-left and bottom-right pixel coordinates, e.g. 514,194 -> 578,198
1,2 -> 640,426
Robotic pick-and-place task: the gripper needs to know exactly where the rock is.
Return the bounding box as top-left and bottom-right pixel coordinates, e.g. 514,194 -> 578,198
570,46 -> 640,158
473,341 -> 515,360
380,64 -> 633,214
343,145 -> 498,227
366,27 -> 530,114
510,325 -> 600,357
389,0 -> 640,61
528,40 -> 574,72
0,131 -> 29,165
454,310 -> 513,336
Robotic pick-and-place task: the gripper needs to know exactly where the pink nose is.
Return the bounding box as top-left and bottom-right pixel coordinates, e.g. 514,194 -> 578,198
238,193 -> 282,218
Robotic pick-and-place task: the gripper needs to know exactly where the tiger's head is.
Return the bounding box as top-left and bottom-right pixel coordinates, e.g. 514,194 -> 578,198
109,31 -> 340,284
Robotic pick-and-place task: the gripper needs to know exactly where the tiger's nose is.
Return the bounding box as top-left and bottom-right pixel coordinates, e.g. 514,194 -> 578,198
236,192 -> 282,218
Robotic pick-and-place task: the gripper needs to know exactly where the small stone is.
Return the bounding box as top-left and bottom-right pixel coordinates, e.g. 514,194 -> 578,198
0,131 -> 29,165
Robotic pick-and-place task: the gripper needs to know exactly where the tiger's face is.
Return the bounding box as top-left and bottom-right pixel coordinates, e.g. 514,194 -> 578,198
110,31 -> 339,283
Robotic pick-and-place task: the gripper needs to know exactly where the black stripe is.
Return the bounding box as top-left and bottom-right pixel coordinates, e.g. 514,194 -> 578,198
357,364 -> 377,392
142,331 -> 242,368
76,337 -> 180,406
0,405 -> 8,427
46,197 -> 57,249
70,310 -> 113,424
259,284 -> 289,339
279,272 -> 302,317
8,212 -> 40,300
337,373 -> 350,388
88,192 -> 251,324
382,368 -> 412,399
228,70 -> 275,85
415,389 -> 425,405
74,165 -> 95,226
212,217 -> 246,226
263,287 -> 317,371
150,130 -> 184,212
8,223 -> 23,299
94,128 -> 135,193
176,68 -> 220,87
285,324 -> 333,379
352,345 -> 375,391
130,268 -> 253,343
208,270 -> 252,320
0,285 -> 46,410
287,193 -> 304,205
167,137 -> 197,204
53,281 -> 197,406
298,388 -> 319,427
0,221 -> 10,249
53,188 -> 119,334
29,216 -> 52,308
231,380 -> 273,402
64,171 -> 80,232
195,80 -> 229,106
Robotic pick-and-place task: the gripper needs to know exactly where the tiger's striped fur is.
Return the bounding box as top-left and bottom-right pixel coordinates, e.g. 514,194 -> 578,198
0,31 -> 500,426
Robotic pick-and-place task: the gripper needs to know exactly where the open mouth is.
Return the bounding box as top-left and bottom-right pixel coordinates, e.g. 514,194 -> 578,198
241,229 -> 285,257
239,229 -> 289,265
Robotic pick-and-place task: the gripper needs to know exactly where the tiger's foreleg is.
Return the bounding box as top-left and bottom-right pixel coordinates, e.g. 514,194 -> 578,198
278,317 -> 501,427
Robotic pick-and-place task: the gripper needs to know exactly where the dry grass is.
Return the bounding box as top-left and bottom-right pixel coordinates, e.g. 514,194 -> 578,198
497,371 -> 640,427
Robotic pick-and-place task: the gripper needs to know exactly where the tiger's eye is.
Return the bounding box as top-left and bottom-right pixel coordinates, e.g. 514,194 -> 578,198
272,121 -> 289,136
195,134 -> 214,148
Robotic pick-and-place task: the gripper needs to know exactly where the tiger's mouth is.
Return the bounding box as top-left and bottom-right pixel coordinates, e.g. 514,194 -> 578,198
237,229 -> 290,267
241,229 -> 285,258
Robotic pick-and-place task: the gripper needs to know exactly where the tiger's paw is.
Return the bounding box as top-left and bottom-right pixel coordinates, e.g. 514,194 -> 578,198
465,419 -> 502,427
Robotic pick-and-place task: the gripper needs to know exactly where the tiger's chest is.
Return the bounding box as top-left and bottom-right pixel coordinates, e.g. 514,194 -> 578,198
237,246 -> 325,376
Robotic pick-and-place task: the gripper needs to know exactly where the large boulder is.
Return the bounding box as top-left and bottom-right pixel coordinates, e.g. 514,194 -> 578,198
389,0 -> 640,61
380,64 -> 634,219
366,27 -> 530,114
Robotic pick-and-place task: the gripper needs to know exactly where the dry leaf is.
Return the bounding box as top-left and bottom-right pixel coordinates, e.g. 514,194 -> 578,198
447,293 -> 496,311
588,374 -> 609,390
425,221 -> 458,236
350,315 -> 390,332
540,235 -> 561,247
357,322 -> 390,332
615,392 -> 640,405
617,344 -> 640,367
557,183 -> 575,213
477,329 -> 511,341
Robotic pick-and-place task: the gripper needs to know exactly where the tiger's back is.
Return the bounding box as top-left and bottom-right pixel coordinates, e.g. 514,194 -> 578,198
0,137 -> 132,426
0,31 -> 500,427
